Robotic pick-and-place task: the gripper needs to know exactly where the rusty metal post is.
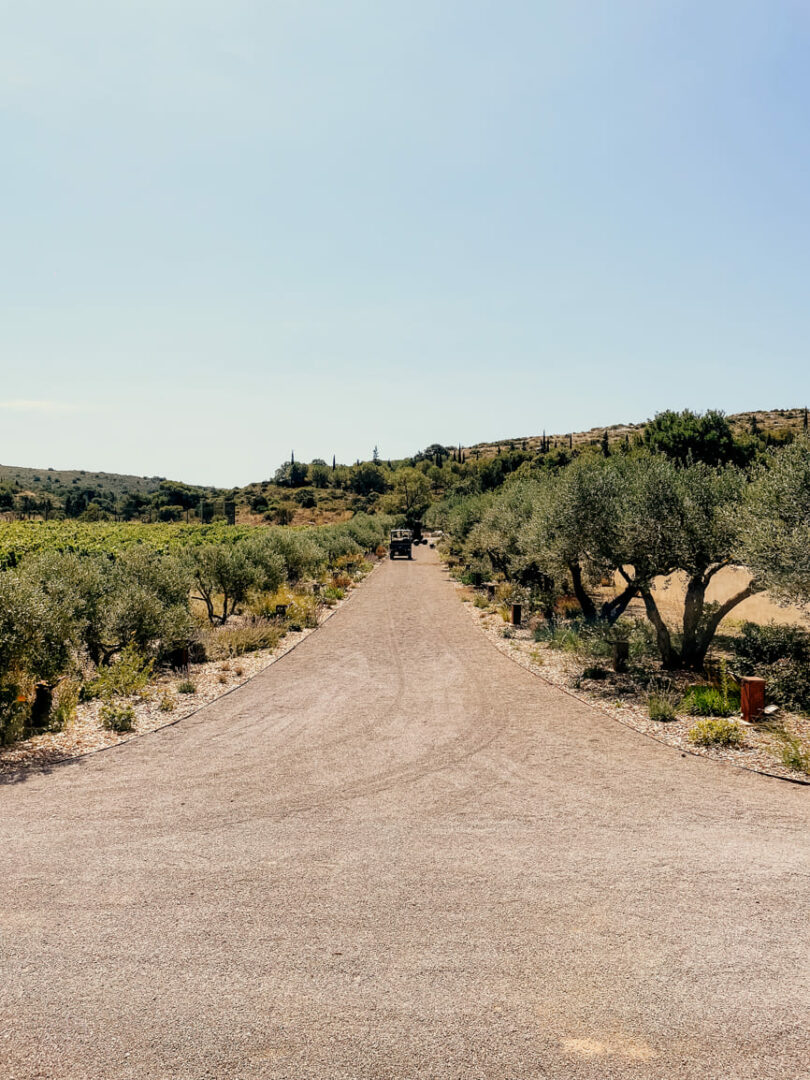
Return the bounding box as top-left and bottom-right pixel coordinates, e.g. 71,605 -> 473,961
510,603 -> 522,627
485,583 -> 496,599
741,677 -> 765,722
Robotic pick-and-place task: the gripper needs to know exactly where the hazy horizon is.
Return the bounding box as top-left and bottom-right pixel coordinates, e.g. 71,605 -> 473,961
3,2 -> 810,486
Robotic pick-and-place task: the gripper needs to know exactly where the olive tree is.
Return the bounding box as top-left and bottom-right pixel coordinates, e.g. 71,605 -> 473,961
104,550 -> 193,656
380,468 -> 432,525
616,456 -> 759,669
0,571 -> 80,687
188,543 -> 259,625
465,481 -> 553,589
521,458 -> 638,624
741,436 -> 810,608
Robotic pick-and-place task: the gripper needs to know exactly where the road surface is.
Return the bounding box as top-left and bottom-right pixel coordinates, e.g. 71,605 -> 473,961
2,547 -> 808,1079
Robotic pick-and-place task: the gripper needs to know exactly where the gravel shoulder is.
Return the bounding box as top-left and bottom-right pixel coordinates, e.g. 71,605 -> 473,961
0,565 -> 377,778
1,547 -> 808,1080
455,583 -> 810,784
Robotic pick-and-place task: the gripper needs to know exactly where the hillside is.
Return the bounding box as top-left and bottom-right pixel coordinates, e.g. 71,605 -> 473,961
3,406 -> 807,524
0,464 -> 168,497
462,406 -> 808,459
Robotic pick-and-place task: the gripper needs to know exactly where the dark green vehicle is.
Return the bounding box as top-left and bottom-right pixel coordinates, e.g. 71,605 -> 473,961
389,528 -> 413,559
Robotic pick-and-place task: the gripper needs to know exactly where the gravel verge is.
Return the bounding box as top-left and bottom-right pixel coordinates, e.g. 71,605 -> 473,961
0,563 -> 378,776
455,581 -> 810,784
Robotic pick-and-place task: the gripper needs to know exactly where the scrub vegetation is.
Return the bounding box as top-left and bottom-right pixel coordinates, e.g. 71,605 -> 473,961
0,514 -> 391,745
3,406 -> 810,770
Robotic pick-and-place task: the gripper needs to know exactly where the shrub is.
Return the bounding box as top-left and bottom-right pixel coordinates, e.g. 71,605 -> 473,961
261,528 -> 326,582
682,684 -> 739,718
733,622 -> 810,668
473,594 -> 489,609
293,595 -> 319,628
688,717 -> 744,747
732,623 -> 810,713
322,585 -> 344,605
52,679 -> 81,730
84,645 -> 153,701
533,622 -> 589,654
273,504 -> 296,525
0,568 -> 81,687
778,735 -> 810,775
207,620 -> 281,659
292,488 -> 317,508
176,680 -> 196,695
158,694 -> 175,712
767,660 -> 810,714
98,550 -> 192,661
100,702 -> 135,732
0,681 -> 30,745
648,693 -> 678,722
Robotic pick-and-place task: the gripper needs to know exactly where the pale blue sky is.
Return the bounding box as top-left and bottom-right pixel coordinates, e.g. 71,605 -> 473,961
2,1 -> 809,485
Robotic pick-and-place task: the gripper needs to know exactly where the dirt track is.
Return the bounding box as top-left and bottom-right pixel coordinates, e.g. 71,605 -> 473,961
1,547 -> 809,1079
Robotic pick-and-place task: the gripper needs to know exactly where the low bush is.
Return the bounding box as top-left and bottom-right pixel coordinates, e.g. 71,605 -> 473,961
472,594 -> 489,609
158,694 -> 175,712
0,681 -> 30,745
733,622 -> 810,668
100,702 -> 135,732
207,620 -> 281,659
534,623 -> 586,653
688,717 -> 744,747
648,693 -> 678,722
83,646 -> 154,701
682,684 -> 739,717
732,622 -> 810,713
777,735 -> 810,774
288,595 -> 319,629
322,585 -> 344,605
766,660 -> 810,714
176,680 -> 196,695
52,678 -> 81,730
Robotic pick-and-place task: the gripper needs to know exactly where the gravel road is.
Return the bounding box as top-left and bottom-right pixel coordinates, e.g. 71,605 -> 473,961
1,546 -> 808,1079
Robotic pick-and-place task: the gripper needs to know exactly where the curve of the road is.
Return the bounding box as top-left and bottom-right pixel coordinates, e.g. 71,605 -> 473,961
1,547 -> 808,1080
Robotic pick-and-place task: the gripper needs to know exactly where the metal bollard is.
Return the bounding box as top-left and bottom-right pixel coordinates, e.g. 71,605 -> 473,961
741,677 -> 765,722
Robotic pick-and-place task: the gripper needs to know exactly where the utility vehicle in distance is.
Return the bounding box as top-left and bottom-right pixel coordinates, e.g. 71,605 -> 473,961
389,528 -> 413,559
